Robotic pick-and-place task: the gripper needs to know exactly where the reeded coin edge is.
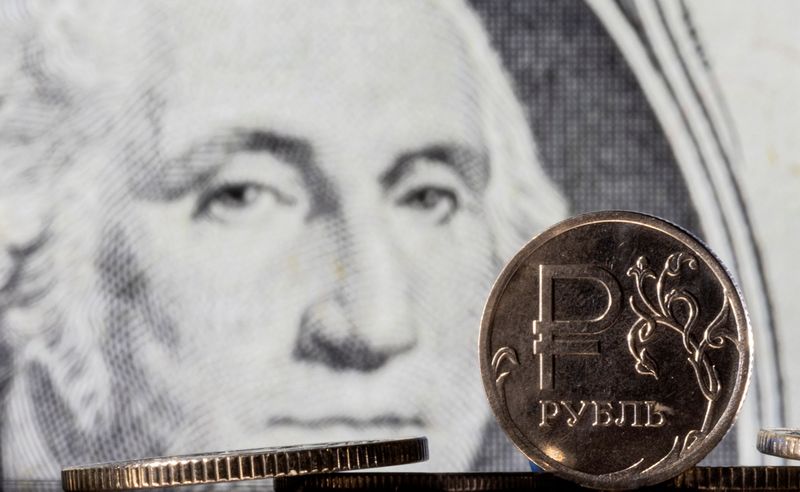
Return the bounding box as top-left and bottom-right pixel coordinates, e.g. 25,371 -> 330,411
61,438 -> 428,491
275,472 -> 547,491
274,468 -> 800,491
675,466 -> 800,490
758,429 -> 800,460
478,211 -> 753,490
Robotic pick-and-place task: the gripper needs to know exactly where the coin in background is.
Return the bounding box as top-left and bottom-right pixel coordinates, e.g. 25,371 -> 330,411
757,429 -> 800,460
480,211 -> 751,489
61,437 -> 428,491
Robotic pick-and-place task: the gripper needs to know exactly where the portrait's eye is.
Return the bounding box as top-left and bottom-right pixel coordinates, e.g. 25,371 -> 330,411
194,181 -> 296,223
395,185 -> 459,224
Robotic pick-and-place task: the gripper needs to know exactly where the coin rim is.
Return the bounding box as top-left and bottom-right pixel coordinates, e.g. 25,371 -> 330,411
61,437 -> 428,491
274,472 -> 548,492
274,468 -> 800,492
757,429 -> 800,460
479,210 -> 753,490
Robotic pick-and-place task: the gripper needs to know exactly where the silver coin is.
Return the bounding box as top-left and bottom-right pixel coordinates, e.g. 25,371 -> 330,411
274,472 -> 552,491
479,211 -> 752,490
61,437 -> 428,491
274,468 -> 800,492
674,466 -> 800,490
757,429 -> 800,460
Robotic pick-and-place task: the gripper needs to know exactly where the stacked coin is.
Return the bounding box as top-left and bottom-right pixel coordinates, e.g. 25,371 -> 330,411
275,468 -> 800,491
61,438 -> 428,491
758,429 -> 800,461
479,211 -> 752,489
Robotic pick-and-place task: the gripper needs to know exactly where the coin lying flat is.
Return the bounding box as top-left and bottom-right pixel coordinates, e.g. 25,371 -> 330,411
61,437 -> 428,491
757,429 -> 800,460
274,467 -> 800,492
674,466 -> 800,490
479,211 -> 751,489
275,472 -> 582,491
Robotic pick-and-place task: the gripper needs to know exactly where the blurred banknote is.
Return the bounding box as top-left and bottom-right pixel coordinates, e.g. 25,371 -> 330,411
0,0 -> 796,479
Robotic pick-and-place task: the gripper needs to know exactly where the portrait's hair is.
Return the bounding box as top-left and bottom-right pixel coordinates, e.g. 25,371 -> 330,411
0,0 -> 568,476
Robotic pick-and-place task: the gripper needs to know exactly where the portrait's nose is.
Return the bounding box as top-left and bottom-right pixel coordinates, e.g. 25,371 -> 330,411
293,220 -> 417,371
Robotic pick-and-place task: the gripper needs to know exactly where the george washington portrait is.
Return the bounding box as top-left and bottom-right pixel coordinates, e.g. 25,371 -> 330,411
0,0 -> 786,478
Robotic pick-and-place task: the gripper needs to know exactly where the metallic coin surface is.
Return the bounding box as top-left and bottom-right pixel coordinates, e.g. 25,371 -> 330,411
479,211 -> 751,489
673,466 -> 800,490
61,437 -> 428,491
275,472 -> 553,491
275,468 -> 800,492
757,429 -> 800,460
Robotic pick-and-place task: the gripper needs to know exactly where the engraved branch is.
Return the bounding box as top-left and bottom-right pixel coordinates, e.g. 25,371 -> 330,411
626,252 -> 737,453
491,346 -> 518,400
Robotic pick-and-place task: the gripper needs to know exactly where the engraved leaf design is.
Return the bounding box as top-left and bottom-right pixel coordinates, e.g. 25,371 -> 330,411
634,347 -> 659,379
637,317 -> 657,342
703,294 -> 731,349
626,251 -> 736,446
627,316 -> 659,379
491,347 -> 518,395
682,430 -> 702,454
689,356 -> 721,402
665,288 -> 699,354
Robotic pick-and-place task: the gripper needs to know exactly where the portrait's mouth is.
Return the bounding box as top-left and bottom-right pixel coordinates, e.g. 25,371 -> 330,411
267,414 -> 425,429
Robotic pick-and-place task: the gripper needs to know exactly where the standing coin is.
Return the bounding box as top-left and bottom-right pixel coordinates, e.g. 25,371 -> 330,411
757,429 -> 800,460
61,437 -> 427,491
479,211 -> 751,489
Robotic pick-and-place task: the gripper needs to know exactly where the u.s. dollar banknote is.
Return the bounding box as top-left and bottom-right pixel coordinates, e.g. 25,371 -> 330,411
0,0 -> 796,479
